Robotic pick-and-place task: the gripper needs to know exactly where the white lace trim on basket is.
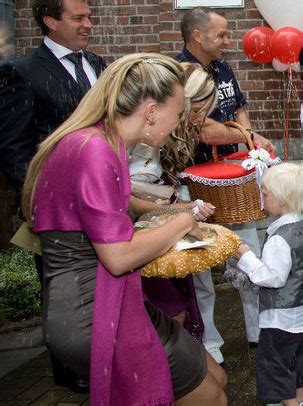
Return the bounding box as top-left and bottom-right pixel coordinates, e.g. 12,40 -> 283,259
180,171 -> 256,187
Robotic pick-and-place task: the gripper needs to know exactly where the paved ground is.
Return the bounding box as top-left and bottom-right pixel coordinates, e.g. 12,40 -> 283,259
0,278 -> 271,406
0,319 -> 45,380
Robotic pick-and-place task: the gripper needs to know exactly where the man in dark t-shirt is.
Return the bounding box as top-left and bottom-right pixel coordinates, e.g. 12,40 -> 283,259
176,48 -> 246,162
175,8 -> 274,163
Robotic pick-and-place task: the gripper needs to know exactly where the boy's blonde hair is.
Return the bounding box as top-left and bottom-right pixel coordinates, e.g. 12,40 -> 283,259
262,163 -> 303,213
22,53 -> 185,221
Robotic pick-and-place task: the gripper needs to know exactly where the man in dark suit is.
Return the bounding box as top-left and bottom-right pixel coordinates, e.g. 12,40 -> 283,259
0,0 -> 106,392
0,0 -> 106,195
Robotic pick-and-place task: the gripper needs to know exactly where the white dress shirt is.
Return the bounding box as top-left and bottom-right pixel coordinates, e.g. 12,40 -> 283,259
44,36 -> 97,86
237,212 -> 303,333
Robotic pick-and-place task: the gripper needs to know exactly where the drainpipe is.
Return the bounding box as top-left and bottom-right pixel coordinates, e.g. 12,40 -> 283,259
0,0 -> 15,250
0,0 -> 15,60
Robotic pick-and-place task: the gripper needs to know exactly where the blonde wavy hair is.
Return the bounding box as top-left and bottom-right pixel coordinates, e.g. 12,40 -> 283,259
161,62 -> 218,183
262,163 -> 303,213
22,53 -> 185,221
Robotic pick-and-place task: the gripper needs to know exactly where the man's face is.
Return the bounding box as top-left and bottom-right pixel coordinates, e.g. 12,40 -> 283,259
46,0 -> 92,51
198,14 -> 230,63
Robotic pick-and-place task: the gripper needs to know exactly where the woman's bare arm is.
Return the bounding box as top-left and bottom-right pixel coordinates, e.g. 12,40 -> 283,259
93,212 -> 203,276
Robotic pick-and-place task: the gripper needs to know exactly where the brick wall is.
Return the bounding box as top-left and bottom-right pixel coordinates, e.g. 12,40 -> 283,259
13,0 -> 302,155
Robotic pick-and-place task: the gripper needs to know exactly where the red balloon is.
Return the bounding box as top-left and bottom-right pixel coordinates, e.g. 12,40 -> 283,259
243,26 -> 274,63
271,27 -> 303,64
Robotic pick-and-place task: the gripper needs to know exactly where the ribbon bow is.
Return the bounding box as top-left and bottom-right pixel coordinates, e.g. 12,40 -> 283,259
241,147 -> 281,209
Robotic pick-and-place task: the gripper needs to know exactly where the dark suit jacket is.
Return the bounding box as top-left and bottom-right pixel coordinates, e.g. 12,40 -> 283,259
0,43 -> 106,187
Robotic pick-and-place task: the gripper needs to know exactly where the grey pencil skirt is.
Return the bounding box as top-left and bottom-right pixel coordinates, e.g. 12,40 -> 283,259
40,231 -> 207,399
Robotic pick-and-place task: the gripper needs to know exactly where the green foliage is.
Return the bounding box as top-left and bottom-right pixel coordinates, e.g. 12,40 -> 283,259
0,247 -> 41,321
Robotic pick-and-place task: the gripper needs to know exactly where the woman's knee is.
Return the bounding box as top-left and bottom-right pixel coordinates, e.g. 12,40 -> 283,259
175,371 -> 228,405
198,370 -> 228,405
217,365 -> 228,389
206,351 -> 228,388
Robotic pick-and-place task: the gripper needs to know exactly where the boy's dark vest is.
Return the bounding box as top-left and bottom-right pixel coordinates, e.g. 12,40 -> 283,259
259,220 -> 303,312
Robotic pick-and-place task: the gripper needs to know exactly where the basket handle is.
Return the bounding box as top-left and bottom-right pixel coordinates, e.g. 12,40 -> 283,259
212,121 -> 255,162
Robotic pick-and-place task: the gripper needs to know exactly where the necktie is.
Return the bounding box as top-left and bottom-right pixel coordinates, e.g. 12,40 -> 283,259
66,52 -> 91,93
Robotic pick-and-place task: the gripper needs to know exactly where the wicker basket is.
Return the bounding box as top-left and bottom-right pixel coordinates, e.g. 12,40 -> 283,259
181,121 -> 267,225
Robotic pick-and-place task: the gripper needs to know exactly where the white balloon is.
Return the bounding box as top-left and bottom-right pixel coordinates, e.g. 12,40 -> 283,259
254,0 -> 303,31
272,58 -> 289,72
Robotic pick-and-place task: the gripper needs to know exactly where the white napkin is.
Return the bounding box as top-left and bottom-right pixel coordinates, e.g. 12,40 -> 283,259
175,238 -> 214,251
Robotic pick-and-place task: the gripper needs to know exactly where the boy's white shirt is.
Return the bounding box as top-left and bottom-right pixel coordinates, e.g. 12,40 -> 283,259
237,212 -> 303,333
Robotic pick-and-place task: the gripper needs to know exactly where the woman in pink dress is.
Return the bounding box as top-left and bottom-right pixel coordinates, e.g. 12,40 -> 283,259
23,53 -> 227,406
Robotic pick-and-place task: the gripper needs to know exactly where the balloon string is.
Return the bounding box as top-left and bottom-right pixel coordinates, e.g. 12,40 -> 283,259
286,66 -> 299,101
284,67 -> 292,161
284,67 -> 300,161
285,100 -> 289,161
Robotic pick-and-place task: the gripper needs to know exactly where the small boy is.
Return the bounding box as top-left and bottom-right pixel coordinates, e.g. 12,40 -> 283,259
236,163 -> 303,406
